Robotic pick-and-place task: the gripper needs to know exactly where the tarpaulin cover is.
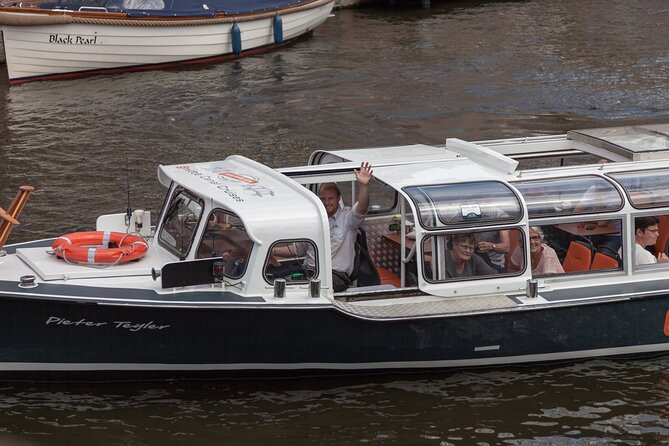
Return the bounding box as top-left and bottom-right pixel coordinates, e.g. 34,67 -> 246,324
42,0 -> 311,16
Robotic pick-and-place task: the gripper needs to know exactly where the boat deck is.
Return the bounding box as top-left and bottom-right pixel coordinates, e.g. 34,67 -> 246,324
333,293 -> 519,320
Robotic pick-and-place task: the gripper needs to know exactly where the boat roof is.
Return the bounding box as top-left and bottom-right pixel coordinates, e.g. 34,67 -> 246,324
158,155 -> 327,244
314,124 -> 669,169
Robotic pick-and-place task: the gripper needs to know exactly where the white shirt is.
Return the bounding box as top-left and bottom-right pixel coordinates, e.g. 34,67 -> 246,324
304,203 -> 366,275
634,242 -> 657,265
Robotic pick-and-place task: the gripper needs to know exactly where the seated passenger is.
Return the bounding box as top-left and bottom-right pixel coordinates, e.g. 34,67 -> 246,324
445,233 -> 497,278
476,227 -> 510,273
632,216 -> 669,265
509,226 -> 564,275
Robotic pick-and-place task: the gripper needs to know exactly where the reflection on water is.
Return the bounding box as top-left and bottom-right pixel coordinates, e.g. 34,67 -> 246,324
0,0 -> 669,444
0,358 -> 668,444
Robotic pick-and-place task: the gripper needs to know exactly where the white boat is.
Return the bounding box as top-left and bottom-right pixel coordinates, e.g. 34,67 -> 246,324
0,0 -> 334,85
2,123 -> 669,378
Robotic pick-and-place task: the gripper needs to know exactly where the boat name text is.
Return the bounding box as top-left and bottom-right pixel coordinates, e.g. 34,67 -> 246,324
45,316 -> 170,331
49,34 -> 98,45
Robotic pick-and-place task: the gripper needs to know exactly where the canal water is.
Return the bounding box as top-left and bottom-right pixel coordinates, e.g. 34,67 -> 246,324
0,0 -> 668,444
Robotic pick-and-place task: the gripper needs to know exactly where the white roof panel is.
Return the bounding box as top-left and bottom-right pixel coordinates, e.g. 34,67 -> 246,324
158,155 -> 327,244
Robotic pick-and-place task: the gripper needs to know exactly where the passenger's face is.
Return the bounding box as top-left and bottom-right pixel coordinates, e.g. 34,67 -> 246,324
529,230 -> 541,252
453,241 -> 475,262
638,224 -> 660,246
319,189 -> 340,217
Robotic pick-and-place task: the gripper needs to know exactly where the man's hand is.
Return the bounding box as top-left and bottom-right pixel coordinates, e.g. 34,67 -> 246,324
355,162 -> 373,186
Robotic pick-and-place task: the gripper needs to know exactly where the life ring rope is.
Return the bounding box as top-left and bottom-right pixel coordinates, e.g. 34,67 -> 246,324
52,231 -> 149,266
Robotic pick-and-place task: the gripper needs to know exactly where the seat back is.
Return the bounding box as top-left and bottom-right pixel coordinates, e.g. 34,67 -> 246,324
590,248 -> 620,270
562,240 -> 593,272
505,229 -> 521,266
349,228 -> 381,286
655,215 -> 669,255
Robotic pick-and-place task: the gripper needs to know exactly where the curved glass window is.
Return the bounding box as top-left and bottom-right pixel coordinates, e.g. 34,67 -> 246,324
421,228 -> 525,282
263,240 -> 318,285
404,182 -> 522,229
609,169 -> 669,209
513,176 -> 623,218
196,209 -> 253,279
158,187 -> 203,259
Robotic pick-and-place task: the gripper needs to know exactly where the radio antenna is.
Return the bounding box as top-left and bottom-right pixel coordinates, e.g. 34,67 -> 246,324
125,157 -> 132,226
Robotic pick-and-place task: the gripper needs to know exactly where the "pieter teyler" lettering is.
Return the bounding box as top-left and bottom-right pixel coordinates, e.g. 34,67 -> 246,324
46,316 -> 170,332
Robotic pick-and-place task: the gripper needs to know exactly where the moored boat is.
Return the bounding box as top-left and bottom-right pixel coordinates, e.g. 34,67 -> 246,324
3,123 -> 669,378
0,0 -> 335,85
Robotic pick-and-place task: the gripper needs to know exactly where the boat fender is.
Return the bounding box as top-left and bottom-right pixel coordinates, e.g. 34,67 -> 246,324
231,23 -> 242,56
273,15 -> 283,45
52,231 -> 148,265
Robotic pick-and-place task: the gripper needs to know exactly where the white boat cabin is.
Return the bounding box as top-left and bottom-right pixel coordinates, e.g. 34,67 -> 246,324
145,124 -> 669,302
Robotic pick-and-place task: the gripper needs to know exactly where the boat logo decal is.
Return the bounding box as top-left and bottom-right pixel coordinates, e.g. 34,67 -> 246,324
46,316 -> 170,332
664,310 -> 669,336
176,165 -> 274,199
49,34 -> 98,45
219,170 -> 275,197
218,170 -> 259,184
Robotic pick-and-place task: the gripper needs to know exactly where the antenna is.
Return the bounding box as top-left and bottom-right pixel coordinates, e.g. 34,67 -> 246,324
125,157 -> 132,226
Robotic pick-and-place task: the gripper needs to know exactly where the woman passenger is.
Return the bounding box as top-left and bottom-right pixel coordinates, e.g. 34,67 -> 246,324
445,233 -> 498,278
509,226 -> 564,275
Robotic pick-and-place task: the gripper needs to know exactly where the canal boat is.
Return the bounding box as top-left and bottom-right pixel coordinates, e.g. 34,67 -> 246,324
2,123 -> 669,377
0,0 -> 334,85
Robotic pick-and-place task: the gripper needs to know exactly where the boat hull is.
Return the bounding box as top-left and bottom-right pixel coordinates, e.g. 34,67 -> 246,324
0,0 -> 334,84
1,280 -> 668,375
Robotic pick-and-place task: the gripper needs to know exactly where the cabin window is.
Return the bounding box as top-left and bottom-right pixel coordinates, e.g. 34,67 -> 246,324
630,214 -> 669,268
157,188 -> 203,259
513,176 -> 623,218
421,228 -> 525,282
609,169 -> 669,209
404,181 -> 522,229
195,209 -> 253,279
521,221 -> 623,275
264,240 -> 318,285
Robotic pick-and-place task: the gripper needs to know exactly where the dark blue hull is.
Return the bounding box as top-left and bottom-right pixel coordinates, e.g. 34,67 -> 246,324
1,282 -> 668,376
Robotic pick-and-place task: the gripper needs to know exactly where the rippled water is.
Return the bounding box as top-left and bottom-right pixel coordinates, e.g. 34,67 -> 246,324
1,0 -> 669,444
0,358 -> 668,445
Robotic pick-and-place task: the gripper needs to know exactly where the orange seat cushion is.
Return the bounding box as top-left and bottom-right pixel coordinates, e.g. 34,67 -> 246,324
376,266 -> 401,287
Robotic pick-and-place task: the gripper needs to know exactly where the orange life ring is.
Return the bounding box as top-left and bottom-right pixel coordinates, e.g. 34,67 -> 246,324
52,231 -> 148,265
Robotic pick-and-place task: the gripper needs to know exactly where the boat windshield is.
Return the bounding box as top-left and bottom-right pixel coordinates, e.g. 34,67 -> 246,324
157,187 -> 203,259
609,168 -> 669,209
404,181 -> 522,229
513,176 -> 623,218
